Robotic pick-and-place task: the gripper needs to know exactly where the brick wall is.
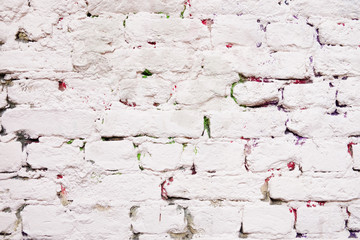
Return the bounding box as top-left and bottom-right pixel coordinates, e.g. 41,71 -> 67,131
0,0 -> 360,239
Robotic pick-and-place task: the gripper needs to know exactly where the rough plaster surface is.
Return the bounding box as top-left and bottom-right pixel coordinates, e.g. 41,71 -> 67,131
0,0 -> 359,239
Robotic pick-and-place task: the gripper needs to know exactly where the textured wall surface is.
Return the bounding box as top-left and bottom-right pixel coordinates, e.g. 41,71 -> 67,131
0,0 -> 360,239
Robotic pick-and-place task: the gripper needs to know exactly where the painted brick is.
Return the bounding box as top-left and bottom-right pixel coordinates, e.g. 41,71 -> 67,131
0,142 -> 23,172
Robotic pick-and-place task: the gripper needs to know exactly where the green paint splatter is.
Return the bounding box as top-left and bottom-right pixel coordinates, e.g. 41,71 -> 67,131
67,139 -> 74,144
194,146 -> 198,155
180,5 -> 186,19
203,116 -> 211,138
230,73 -> 247,104
137,153 -> 141,161
141,69 -> 153,76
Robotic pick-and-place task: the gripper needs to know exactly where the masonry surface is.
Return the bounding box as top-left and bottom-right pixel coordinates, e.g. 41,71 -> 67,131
0,0 -> 360,239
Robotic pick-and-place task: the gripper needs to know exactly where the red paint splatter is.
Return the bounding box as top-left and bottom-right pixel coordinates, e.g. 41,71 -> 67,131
57,174 -> 63,179
317,201 -> 326,206
147,41 -> 156,45
120,99 -> 136,107
226,43 -> 233,48
191,163 -> 197,175
201,19 -> 214,26
337,23 -> 345,26
289,208 -> 297,222
265,173 -> 275,182
58,81 -> 66,91
169,177 -> 173,182
293,79 -> 309,84
287,162 -> 295,171
153,102 -> 160,107
185,0 -> 191,6
160,180 -> 168,200
348,142 -> 356,157
248,77 -> 262,82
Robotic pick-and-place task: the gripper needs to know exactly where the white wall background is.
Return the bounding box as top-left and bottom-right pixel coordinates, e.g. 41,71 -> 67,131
0,0 -> 360,239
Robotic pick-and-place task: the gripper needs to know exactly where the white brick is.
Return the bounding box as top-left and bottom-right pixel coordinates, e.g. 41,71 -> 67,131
296,206 -> 345,233
212,16 -> 264,48
175,76 -> 229,105
189,204 -> 242,236
118,78 -> 171,107
69,16 -> 126,54
109,48 -> 200,73
27,143 -> 82,171
337,79 -> 360,107
2,109 -> 96,138
131,204 -> 187,234
266,23 -> 314,50
87,0 -> 184,14
243,205 -> 293,234
0,142 -> 22,172
246,138 -> 297,172
165,174 -> 264,201
194,141 -> 245,174
233,49 -> 310,79
0,212 -> 16,233
140,142 -> 184,171
86,140 -> 138,171
314,46 -> 360,76
232,81 -> 280,107
0,179 -> 57,201
0,51 -> 72,72
318,20 -> 360,46
287,109 -> 360,137
282,82 -> 336,109
211,108 -> 287,138
70,174 -> 161,204
191,0 -> 289,19
22,205 -> 74,237
100,110 -> 203,138
292,0 -> 360,18
348,205 -> 360,230
269,177 -> 360,201
72,207 -> 130,240
299,139 -> 352,172
125,13 -> 210,49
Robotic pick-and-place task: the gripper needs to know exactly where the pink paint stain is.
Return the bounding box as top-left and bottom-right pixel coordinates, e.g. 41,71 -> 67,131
160,180 -> 168,200
226,43 -> 233,48
289,208 -> 297,222
348,142 -> 356,157
60,184 -> 67,195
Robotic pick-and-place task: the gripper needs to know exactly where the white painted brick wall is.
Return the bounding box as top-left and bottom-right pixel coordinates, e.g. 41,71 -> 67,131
0,0 -> 359,238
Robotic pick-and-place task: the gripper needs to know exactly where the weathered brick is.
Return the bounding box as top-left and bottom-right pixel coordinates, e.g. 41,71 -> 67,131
314,46 -> 360,76
282,81 -> 336,109
140,142 -> 184,171
337,79 -> 360,107
22,205 -> 74,237
131,204 -> 187,234
212,16 -> 264,48
87,0 -> 184,14
189,204 -> 242,236
0,179 -> 56,201
164,174 -> 264,201
318,20 -> 360,46
232,81 -> 280,107
2,109 -> 96,138
0,212 -> 17,233
352,144 -> 360,170
292,0 -> 360,18
125,13 -> 210,49
194,141 -> 245,174
0,142 -> 23,172
27,143 -> 83,171
0,51 -> 72,72
210,108 -> 287,138
287,109 -> 360,137
348,205 -> 360,230
86,140 -> 138,171
269,177 -> 360,201
100,110 -> 203,138
243,205 -> 293,234
296,206 -> 345,233
266,22 -> 314,50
